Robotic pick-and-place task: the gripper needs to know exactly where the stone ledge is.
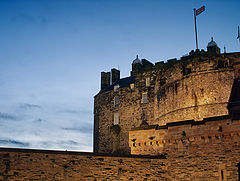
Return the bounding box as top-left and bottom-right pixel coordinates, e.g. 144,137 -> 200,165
131,115 -> 232,131
0,147 -> 166,159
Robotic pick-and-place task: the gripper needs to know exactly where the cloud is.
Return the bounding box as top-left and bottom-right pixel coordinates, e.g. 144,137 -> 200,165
62,126 -> 92,134
19,103 -> 41,110
34,140 -> 88,151
0,112 -> 16,120
0,139 -> 30,147
59,109 -> 92,115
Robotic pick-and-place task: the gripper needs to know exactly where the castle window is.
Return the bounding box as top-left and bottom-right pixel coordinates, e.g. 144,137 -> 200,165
218,165 -> 226,181
114,112 -> 119,125
237,162 -> 240,181
217,60 -> 225,68
130,83 -> 134,89
182,67 -> 192,76
160,78 -> 166,86
142,93 -> 148,104
146,77 -> 150,87
221,170 -> 224,180
114,84 -> 120,92
114,96 -> 119,107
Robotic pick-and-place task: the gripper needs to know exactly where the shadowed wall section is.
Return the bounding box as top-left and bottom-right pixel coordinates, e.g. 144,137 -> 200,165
0,148 -> 167,181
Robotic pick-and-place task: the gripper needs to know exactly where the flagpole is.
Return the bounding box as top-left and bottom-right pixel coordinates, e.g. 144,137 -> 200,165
194,8 -> 198,50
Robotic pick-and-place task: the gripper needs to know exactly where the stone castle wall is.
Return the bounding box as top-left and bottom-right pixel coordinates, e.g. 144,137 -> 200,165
153,68 -> 234,125
94,83 -> 154,154
129,116 -> 240,180
94,53 -> 240,154
0,148 -> 168,181
129,116 -> 240,155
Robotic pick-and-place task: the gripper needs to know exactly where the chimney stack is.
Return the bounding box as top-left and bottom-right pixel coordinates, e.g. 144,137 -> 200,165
111,68 -> 120,84
101,72 -> 110,90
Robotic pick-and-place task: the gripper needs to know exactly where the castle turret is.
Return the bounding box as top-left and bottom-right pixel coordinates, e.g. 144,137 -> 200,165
131,55 -> 142,75
207,37 -> 220,55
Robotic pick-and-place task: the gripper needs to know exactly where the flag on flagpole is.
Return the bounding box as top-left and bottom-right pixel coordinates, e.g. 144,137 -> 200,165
193,5 -> 205,50
195,5 -> 205,16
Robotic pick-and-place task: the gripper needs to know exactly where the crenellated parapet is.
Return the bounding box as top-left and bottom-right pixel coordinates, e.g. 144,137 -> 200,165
129,115 -> 240,155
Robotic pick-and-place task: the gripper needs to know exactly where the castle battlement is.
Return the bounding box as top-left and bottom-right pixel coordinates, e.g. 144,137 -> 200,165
129,115 -> 240,155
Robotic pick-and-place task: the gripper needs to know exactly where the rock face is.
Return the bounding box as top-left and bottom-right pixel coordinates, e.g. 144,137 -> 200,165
94,48 -> 240,155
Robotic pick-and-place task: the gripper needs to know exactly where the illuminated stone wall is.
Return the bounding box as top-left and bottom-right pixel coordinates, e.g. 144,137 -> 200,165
94,52 -> 240,154
0,148 -> 167,181
152,56 -> 235,125
129,117 -> 240,180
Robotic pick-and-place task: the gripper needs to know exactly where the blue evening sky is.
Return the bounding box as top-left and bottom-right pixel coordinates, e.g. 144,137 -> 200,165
0,0 -> 239,152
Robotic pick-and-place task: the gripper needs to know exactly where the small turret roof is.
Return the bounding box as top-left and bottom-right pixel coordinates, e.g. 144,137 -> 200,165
132,55 -> 142,64
207,37 -> 218,47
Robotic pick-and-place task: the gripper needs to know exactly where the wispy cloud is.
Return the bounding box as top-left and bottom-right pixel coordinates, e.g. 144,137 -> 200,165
59,109 -> 92,115
0,139 -> 30,147
19,103 -> 41,110
34,140 -> 88,151
62,126 -> 92,134
0,112 -> 16,120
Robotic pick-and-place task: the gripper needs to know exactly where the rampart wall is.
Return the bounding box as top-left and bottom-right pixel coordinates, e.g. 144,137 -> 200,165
0,148 -> 167,181
129,116 -> 240,181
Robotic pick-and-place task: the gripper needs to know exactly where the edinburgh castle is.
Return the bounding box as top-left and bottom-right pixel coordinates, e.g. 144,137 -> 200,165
1,38 -> 240,180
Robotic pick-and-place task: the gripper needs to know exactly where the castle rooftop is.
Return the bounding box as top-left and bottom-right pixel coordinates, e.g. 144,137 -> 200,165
132,55 -> 142,65
100,76 -> 135,93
